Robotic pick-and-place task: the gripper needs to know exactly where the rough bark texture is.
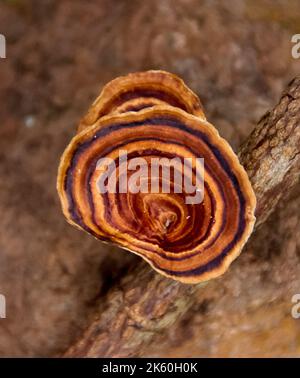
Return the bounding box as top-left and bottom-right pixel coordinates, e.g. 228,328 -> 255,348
65,77 -> 300,357
239,77 -> 300,226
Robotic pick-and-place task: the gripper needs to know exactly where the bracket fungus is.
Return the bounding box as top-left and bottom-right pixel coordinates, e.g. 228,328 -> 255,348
57,70 -> 256,284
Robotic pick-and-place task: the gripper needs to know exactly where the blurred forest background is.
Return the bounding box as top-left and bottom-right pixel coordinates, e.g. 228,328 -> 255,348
0,0 -> 299,357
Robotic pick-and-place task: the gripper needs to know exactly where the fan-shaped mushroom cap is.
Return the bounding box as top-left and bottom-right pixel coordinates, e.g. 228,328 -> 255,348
78,70 -> 205,132
57,71 -> 256,284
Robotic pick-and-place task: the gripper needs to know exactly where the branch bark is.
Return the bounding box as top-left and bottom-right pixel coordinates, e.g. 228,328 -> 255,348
64,76 -> 300,357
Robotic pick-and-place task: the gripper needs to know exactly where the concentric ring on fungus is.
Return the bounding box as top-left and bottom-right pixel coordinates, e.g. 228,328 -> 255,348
57,70 -> 256,284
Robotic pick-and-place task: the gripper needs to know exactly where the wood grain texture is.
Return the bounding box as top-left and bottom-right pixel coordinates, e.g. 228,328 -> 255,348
64,76 -> 300,358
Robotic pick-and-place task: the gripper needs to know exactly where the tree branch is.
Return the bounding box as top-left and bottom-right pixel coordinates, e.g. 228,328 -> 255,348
64,76 -> 300,357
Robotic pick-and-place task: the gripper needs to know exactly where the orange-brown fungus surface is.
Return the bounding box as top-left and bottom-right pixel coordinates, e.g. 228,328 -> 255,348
57,71 -> 256,283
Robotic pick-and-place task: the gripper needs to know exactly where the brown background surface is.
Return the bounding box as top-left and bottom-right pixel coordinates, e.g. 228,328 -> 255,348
0,0 -> 299,357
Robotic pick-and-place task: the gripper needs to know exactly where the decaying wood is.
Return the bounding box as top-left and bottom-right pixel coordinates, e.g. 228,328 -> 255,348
64,77 -> 300,358
239,77 -> 300,226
